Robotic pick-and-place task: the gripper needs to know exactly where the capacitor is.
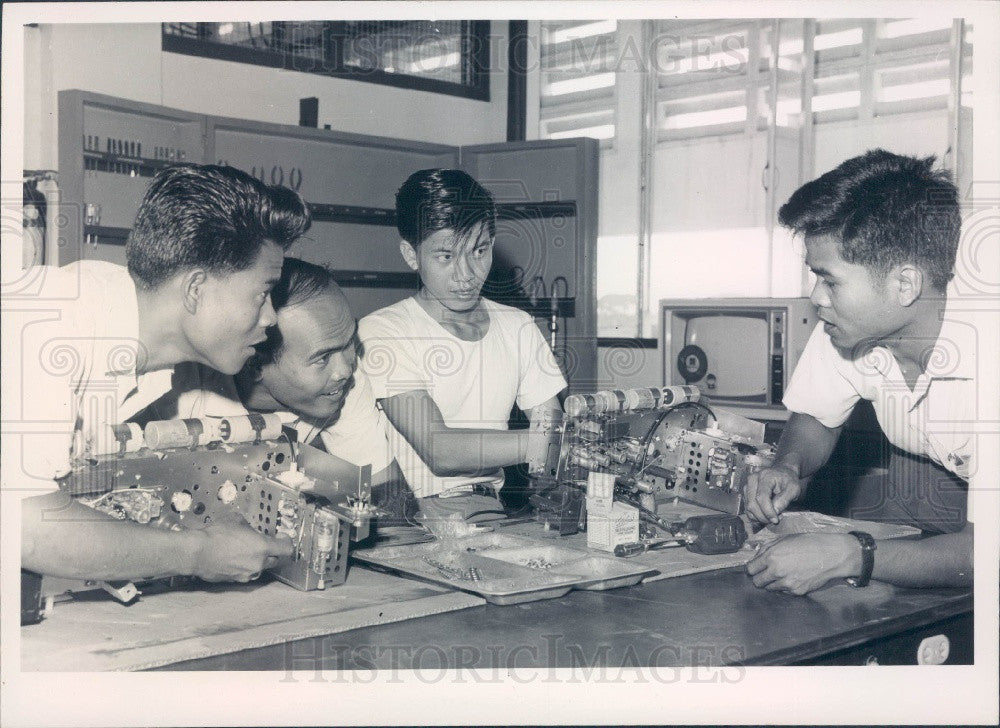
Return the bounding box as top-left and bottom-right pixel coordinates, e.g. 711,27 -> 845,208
218,413 -> 282,444
624,388 -> 658,411
624,385 -> 701,411
92,422 -> 145,456
144,418 -> 223,449
633,480 -> 655,494
311,521 -> 336,588
563,394 -> 590,418
315,523 -> 335,550
569,445 -> 599,469
621,438 -> 644,458
598,389 -> 628,413
565,389 -> 629,417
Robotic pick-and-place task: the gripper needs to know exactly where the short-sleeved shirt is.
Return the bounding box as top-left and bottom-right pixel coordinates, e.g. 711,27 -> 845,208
160,362 -> 392,473
358,296 -> 567,498
1,261 -> 175,499
782,306 -> 976,525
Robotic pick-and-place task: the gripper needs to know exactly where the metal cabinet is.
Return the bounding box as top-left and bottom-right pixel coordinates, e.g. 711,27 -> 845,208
55,90 -> 599,390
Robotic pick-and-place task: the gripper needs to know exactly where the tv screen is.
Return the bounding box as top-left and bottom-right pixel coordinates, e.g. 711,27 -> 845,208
681,312 -> 768,402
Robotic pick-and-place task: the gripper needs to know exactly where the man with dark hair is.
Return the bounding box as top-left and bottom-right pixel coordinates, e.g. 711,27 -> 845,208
126,164 -> 312,375
743,150 -> 974,594
13,164 -> 307,582
358,169 -> 566,525
164,257 -> 413,522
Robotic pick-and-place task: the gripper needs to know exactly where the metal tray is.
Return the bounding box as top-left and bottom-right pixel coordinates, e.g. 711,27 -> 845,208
352,533 -> 657,605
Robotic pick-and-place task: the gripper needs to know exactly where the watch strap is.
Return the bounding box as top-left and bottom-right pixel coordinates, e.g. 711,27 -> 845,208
845,530 -> 876,587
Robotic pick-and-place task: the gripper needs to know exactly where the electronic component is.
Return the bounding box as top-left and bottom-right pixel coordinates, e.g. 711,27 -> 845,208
32,417 -> 374,613
529,479 -> 585,535
527,387 -> 775,535
614,514 -> 748,557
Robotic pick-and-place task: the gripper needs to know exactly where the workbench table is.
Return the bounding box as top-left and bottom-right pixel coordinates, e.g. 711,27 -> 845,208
154,565 -> 973,670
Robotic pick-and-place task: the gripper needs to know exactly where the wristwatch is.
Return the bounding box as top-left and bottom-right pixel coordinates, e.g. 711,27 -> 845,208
845,530 -> 876,587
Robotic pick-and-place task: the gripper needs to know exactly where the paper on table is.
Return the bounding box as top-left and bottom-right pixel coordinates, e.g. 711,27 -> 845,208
748,511 -> 922,546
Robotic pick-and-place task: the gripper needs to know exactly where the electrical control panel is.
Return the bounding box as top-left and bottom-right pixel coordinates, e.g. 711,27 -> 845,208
527,386 -> 776,533
36,416 -> 373,613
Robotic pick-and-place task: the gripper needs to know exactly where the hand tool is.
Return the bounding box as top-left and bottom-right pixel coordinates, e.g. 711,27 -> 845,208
614,514 -> 747,557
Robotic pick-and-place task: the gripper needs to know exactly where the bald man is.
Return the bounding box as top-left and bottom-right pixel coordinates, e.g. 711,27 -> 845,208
149,257 -> 414,523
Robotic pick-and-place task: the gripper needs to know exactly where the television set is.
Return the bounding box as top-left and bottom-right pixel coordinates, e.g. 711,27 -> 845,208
660,298 -> 818,420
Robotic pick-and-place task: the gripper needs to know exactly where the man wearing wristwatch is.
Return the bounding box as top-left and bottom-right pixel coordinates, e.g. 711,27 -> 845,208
743,150 -> 974,595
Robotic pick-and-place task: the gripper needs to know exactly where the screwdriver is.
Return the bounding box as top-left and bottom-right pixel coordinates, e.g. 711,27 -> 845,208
614,514 -> 748,557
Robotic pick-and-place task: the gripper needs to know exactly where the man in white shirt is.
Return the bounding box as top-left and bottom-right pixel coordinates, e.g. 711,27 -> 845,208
743,150 -> 973,594
7,164 -> 308,582
153,258 -> 412,522
359,169 -> 566,524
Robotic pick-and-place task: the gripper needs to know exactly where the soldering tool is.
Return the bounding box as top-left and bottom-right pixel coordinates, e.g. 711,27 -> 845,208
614,514 -> 748,557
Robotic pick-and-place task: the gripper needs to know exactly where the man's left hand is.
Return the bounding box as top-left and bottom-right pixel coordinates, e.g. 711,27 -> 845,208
745,533 -> 863,596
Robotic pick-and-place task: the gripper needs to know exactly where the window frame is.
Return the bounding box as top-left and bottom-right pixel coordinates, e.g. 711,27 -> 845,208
162,21 -> 492,102
537,20 -> 620,148
556,18 -> 970,340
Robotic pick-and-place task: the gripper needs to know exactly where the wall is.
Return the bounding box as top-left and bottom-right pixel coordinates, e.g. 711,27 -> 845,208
24,22 -> 509,170
812,109 -> 950,181
596,344 -> 661,391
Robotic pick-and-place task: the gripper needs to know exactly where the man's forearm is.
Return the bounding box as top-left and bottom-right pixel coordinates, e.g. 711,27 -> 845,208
379,392 -> 560,478
22,492 -> 201,581
425,398 -> 562,476
871,527 -> 973,588
427,429 -> 529,477
774,412 -> 841,481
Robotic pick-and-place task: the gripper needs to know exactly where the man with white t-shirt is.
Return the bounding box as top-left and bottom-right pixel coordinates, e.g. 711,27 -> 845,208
359,169 -> 567,524
743,150 -> 974,595
6,164 -> 304,582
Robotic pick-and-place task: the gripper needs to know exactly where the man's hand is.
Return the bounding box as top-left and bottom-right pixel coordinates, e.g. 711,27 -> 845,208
187,522 -> 295,582
744,464 -> 803,525
745,533 -> 862,595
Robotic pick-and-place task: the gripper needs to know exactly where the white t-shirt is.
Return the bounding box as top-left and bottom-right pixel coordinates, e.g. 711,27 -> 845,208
783,309 -> 977,520
1,262 -> 175,499
166,362 -> 392,473
358,296 -> 567,498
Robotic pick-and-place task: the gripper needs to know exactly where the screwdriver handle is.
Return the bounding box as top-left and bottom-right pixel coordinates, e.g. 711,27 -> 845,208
614,515 -> 748,558
614,538 -> 682,558
677,514 -> 747,554
614,541 -> 649,558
